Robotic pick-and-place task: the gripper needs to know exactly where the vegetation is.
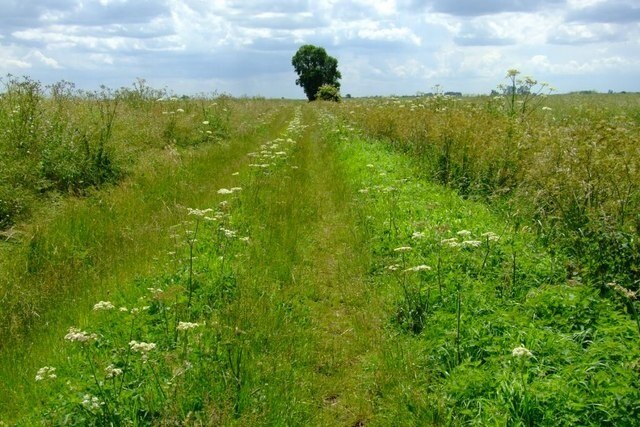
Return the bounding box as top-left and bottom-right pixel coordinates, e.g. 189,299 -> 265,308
291,45 -> 341,101
316,84 -> 341,102
1,75 -> 639,425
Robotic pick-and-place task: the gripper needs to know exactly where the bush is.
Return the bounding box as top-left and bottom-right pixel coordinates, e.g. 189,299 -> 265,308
315,84 -> 341,102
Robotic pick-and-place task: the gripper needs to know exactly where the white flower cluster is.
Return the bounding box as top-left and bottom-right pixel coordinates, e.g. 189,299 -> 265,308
82,394 -> 103,410
512,345 -> 533,358
177,321 -> 200,331
129,340 -> 156,353
35,366 -> 56,381
393,246 -> 412,253
105,364 -> 123,379
93,300 -> 115,311
404,265 -> 431,273
64,327 -> 97,343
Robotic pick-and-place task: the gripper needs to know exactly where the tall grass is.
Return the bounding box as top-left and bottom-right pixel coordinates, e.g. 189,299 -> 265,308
337,91 -> 640,291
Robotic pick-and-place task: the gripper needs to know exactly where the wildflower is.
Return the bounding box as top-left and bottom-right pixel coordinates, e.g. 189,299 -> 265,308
394,246 -> 412,253
232,172 -> 239,176
105,364 -> 123,379
512,345 -> 533,358
217,188 -> 234,195
387,264 -> 401,271
607,282 -> 637,300
358,188 -> 369,193
441,238 -> 459,247
119,306 -> 128,312
230,187 -> 242,192
222,228 -> 236,238
411,231 -> 425,239
35,366 -> 56,381
456,230 -> 472,237
187,207 -> 213,217
177,321 -> 200,331
93,301 -> 115,311
404,265 -> 431,272
129,340 -> 156,355
64,327 -> 97,343
176,108 -> 185,113
461,240 -> 482,248
541,106 -> 552,111
366,164 -> 374,168
482,232 -> 500,242
240,236 -> 250,242
148,288 -> 164,297
82,394 -> 102,410
202,120 -> 209,125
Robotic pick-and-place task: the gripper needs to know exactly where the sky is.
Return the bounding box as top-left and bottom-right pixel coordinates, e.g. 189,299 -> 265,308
1,0 -> 639,98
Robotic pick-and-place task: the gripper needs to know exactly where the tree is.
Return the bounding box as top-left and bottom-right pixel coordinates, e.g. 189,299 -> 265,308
291,45 -> 341,101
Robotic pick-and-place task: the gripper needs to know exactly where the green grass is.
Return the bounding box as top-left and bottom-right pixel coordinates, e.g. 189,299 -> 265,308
1,93 -> 639,425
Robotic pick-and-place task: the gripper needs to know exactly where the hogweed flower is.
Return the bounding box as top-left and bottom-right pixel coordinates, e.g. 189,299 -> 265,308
482,232 -> 500,242
456,230 -> 472,237
394,246 -> 412,253
404,265 -> 432,273
82,394 -> 103,410
412,231 -> 425,240
177,321 -> 200,331
217,188 -> 234,195
93,301 -> 115,311
35,366 -> 56,381
607,282 -> 637,300
105,364 -> 123,379
512,345 -> 533,358
64,327 -> 97,343
461,240 -> 482,248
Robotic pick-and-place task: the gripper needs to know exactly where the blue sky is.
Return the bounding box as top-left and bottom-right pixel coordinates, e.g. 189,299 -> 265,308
1,0 -> 638,97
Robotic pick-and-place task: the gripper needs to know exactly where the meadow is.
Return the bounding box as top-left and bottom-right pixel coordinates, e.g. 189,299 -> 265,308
1,75 -> 639,425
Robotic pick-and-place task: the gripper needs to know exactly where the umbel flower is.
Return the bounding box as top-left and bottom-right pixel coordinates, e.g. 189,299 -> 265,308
512,345 -> 533,358
177,321 -> 200,331
35,366 -> 56,381
93,300 -> 115,311
64,327 -> 97,343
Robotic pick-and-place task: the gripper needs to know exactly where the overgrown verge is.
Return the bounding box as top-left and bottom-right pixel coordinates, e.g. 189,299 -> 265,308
8,110 -> 306,425
0,75 -> 274,229
321,113 -> 640,425
337,90 -> 640,295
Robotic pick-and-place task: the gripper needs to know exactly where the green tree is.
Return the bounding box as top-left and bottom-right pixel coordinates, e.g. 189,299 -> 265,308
291,45 -> 341,101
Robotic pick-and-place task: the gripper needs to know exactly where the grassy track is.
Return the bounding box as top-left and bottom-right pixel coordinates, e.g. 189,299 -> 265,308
2,101 -> 639,425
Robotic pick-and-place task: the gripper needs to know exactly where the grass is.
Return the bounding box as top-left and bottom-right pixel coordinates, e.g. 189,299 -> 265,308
1,83 -> 639,425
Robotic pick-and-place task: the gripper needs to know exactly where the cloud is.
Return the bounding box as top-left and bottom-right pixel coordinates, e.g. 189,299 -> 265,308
422,0 -> 565,16
566,1 -> 640,23
548,23 -> 628,44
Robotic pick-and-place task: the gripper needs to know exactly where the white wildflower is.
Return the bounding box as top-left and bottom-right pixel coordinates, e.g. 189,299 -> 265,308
119,306 -> 128,312
456,230 -> 472,237
187,207 -> 213,217
482,232 -> 500,242
217,188 -> 234,195
82,394 -> 102,410
93,301 -> 115,311
387,264 -> 401,271
393,246 -> 412,253
461,240 -> 482,248
412,231 -> 425,239
512,345 -> 533,358
230,187 -> 242,192
35,366 -> 56,381
177,321 -> 200,331
105,364 -> 123,379
64,327 -> 97,343
441,238 -> 459,247
404,265 -> 432,272
129,340 -> 156,353
176,108 -> 184,113
202,120 -> 209,125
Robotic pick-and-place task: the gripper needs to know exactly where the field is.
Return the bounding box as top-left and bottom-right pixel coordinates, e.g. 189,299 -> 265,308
1,77 -> 639,425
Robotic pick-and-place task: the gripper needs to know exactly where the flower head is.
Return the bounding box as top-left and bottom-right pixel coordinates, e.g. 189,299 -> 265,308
512,345 -> 533,358
404,265 -> 431,273
35,366 -> 57,381
93,301 -> 115,311
177,321 -> 200,331
64,327 -> 97,343
105,364 -> 123,379
393,246 -> 412,253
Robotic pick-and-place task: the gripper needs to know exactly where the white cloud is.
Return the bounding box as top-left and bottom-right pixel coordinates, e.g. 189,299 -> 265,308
0,0 -> 638,96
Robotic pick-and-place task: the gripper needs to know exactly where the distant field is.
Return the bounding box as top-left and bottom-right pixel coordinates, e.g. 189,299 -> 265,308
1,79 -> 639,425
